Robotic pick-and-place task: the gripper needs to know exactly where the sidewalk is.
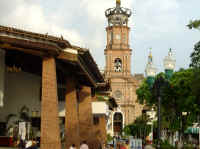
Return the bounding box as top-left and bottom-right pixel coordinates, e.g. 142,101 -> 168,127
0,148 -> 17,149
144,145 -> 155,149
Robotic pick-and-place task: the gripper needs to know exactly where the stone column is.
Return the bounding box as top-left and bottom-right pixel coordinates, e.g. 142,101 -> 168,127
78,86 -> 94,147
65,78 -> 80,149
41,57 -> 61,149
0,49 -> 5,107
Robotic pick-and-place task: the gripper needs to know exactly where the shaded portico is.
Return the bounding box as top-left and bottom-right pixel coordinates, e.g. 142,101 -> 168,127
0,25 -> 107,149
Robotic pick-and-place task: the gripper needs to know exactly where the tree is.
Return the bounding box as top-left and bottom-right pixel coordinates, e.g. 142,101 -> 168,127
136,69 -> 199,134
187,20 -> 200,30
162,69 -> 197,132
190,41 -> 200,68
123,113 -> 151,139
189,41 -> 200,112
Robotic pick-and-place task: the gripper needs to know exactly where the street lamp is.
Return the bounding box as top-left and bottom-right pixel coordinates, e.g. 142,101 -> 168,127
145,48 -> 176,149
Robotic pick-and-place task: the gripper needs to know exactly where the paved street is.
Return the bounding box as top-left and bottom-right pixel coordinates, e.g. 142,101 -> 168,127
144,145 -> 155,149
0,148 -> 40,149
0,148 -> 17,149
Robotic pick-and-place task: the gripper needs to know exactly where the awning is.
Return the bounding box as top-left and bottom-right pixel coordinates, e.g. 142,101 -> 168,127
184,127 -> 200,134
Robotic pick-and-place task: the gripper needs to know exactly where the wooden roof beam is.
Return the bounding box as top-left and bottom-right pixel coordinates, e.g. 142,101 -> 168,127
0,43 -> 49,57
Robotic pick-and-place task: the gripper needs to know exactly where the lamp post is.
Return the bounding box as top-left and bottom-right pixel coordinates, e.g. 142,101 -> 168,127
153,76 -> 165,149
181,112 -> 187,144
145,49 -> 176,149
147,108 -> 155,143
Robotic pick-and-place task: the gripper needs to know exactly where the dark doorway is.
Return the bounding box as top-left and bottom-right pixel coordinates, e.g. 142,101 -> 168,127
113,112 -> 123,135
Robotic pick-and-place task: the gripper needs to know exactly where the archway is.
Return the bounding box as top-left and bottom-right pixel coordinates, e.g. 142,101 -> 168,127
113,112 -> 123,135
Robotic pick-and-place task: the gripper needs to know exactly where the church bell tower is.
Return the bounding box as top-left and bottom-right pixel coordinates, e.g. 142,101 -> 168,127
105,0 -> 132,77
104,0 -> 143,135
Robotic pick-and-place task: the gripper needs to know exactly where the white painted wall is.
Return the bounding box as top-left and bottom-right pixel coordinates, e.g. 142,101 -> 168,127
92,102 -> 108,115
0,49 -> 5,107
0,71 -> 41,122
0,71 -> 65,122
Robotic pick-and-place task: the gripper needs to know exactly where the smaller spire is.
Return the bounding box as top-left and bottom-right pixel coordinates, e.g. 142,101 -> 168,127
148,48 -> 153,64
168,48 -> 172,57
116,0 -> 121,5
145,48 -> 157,78
116,0 -> 121,7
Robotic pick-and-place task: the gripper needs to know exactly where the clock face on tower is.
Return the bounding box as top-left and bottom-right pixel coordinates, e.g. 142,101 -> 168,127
114,90 -> 122,99
114,58 -> 122,72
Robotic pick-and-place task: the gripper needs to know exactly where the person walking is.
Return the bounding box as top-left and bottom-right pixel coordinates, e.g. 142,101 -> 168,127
125,141 -> 130,149
120,142 -> 126,149
69,144 -> 76,149
80,141 -> 89,149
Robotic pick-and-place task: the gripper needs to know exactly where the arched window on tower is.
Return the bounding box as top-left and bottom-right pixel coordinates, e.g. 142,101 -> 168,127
114,58 -> 122,72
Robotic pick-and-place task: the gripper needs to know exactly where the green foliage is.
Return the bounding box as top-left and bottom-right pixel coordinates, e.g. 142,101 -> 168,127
190,69 -> 200,105
123,114 -> 151,139
136,69 -> 200,132
183,144 -> 197,149
107,133 -> 113,143
187,20 -> 200,30
136,78 -> 156,106
160,140 -> 176,149
96,95 -> 107,101
190,41 -> 200,68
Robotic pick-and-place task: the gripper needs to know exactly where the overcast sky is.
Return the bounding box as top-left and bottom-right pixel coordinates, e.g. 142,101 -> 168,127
0,0 -> 199,74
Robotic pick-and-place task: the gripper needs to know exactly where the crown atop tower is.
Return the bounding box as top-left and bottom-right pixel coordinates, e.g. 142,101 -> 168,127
105,0 -> 132,26
116,0 -> 121,6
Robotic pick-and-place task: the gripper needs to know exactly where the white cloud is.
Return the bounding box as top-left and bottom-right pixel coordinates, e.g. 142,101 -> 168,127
0,0 -> 85,47
81,0 -> 133,21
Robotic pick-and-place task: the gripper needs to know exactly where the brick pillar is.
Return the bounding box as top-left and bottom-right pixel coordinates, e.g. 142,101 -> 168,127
41,57 -> 61,149
78,86 -> 94,148
99,115 -> 107,145
65,78 -> 80,149
92,115 -> 106,149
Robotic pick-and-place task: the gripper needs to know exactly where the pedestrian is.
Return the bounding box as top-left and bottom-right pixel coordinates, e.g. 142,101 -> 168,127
120,142 -> 126,149
125,141 -> 130,149
69,144 -> 76,149
25,139 -> 38,149
18,139 -> 25,149
80,141 -> 89,149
